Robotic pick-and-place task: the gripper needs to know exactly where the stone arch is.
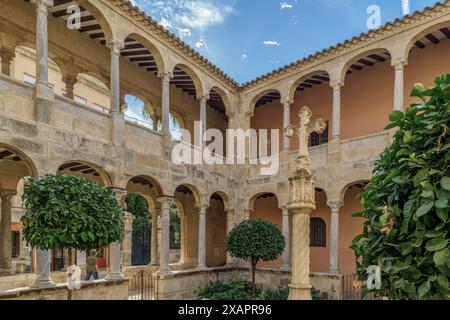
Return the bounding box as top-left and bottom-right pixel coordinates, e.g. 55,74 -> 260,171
209,86 -> 233,117
206,192 -> 228,267
70,0 -> 115,44
404,19 -> 450,60
174,184 -> 201,205
208,191 -> 230,210
338,179 -> 371,204
173,63 -> 204,100
0,142 -> 38,179
288,70 -> 331,103
248,89 -> 282,116
126,175 -> 164,199
56,160 -> 112,188
340,47 -> 393,84
122,32 -> 165,74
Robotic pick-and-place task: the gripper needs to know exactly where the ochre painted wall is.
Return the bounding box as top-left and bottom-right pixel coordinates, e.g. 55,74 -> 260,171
310,191 -> 330,273
250,196 -> 282,269
404,39 -> 450,107
339,186 -> 365,275
341,58 -> 394,140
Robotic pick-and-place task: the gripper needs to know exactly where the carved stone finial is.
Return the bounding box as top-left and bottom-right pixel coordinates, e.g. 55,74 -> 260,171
285,106 -> 326,172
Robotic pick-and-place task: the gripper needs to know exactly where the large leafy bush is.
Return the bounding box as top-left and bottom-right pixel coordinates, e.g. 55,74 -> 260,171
22,174 -> 124,251
352,74 -> 450,300
227,219 -> 285,297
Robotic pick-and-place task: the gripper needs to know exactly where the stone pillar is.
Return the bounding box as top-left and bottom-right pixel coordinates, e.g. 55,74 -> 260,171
159,72 -> 173,153
150,208 -> 159,266
199,95 -> 208,151
0,49 -> 15,76
32,249 -> 55,288
0,190 -> 16,275
121,211 -> 135,267
106,188 -> 126,280
157,197 -> 173,274
62,75 -> 77,100
109,39 -> 123,114
226,209 -> 236,266
393,58 -> 407,111
34,0 -> 55,124
331,81 -> 342,139
328,201 -> 343,274
285,106 -> 327,300
283,100 -> 291,151
280,207 -> 291,271
197,204 -> 207,270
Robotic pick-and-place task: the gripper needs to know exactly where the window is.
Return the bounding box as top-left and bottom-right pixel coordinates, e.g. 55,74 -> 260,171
310,218 -> 326,247
309,121 -> 329,147
12,231 -> 20,259
74,95 -> 87,105
22,73 -> 36,85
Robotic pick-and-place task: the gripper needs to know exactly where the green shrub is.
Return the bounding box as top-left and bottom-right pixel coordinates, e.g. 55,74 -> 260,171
351,74 -> 450,300
196,280 -> 256,300
227,219 -> 285,297
311,287 -> 328,300
22,174 -> 124,251
258,288 -> 289,300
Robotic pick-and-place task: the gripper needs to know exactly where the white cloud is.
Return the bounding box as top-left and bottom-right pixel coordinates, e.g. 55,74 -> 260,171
195,39 -> 206,49
402,0 -> 410,16
159,17 -> 172,30
177,28 -> 192,38
264,41 -> 281,46
280,2 -> 293,10
242,54 -> 247,59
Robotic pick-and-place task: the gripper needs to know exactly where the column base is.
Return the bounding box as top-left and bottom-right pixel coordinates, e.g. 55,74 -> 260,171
105,272 -> 125,281
280,265 -> 292,272
328,268 -> 340,274
31,277 -> 56,289
157,268 -> 172,275
288,283 -> 312,300
34,81 -> 54,124
196,265 -> 207,272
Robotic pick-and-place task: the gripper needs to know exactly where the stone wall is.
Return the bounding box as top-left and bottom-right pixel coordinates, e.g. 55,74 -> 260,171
0,279 -> 129,300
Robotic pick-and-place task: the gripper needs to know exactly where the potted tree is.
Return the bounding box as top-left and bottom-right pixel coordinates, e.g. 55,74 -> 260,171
21,174 -> 124,295
227,219 -> 286,298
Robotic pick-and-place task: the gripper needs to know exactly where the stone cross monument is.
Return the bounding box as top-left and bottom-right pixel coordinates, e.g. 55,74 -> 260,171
285,106 -> 326,300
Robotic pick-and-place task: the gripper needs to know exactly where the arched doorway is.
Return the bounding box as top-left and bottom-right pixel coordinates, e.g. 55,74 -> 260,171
206,193 -> 228,268
0,143 -> 37,276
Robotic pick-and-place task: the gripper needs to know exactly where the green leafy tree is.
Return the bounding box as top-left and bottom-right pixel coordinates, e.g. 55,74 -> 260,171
227,219 -> 285,297
352,74 -> 450,300
22,175 -> 124,251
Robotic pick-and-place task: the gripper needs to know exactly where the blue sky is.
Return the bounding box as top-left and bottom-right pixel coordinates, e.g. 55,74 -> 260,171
132,0 -> 441,84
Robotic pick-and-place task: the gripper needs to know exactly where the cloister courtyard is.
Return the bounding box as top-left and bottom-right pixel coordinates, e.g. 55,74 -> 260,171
0,0 -> 449,301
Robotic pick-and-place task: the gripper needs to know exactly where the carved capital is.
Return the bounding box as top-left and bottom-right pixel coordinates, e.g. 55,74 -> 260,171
33,0 -> 54,13
157,196 -> 174,209
199,94 -> 209,104
0,190 -> 17,201
158,71 -> 173,82
327,201 -> 344,211
330,80 -> 343,91
196,203 -> 209,214
392,57 -> 408,71
62,75 -> 78,87
109,39 -> 124,55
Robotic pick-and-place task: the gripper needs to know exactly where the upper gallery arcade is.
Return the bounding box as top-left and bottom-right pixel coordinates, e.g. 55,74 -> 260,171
0,0 -> 450,283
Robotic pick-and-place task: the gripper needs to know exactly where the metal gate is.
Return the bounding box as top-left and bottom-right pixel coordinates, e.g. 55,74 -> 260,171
128,270 -> 157,300
343,274 -> 378,300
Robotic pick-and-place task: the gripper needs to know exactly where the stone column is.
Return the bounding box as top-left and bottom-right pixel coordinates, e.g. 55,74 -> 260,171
0,49 -> 15,76
393,58 -> 407,111
121,211 -> 135,267
226,209 -> 236,266
197,204 -> 207,270
280,207 -> 291,271
34,0 -> 55,124
32,249 -> 55,288
159,72 -> 173,153
150,208 -> 159,266
331,81 -> 342,139
62,75 -> 77,100
0,190 -> 16,275
106,188 -> 126,280
283,100 -> 291,151
328,201 -> 343,274
109,39 -> 123,114
157,197 -> 173,274
285,106 -> 327,300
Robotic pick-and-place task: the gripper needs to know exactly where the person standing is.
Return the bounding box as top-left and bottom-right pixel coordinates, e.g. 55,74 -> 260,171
85,250 -> 99,281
